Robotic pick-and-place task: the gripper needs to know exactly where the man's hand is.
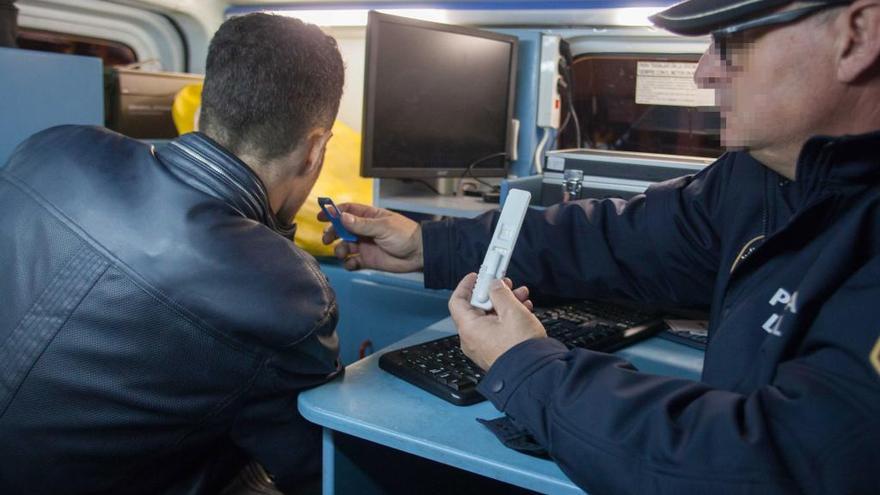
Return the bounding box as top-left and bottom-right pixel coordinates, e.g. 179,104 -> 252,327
319,202 -> 424,272
449,273 -> 547,371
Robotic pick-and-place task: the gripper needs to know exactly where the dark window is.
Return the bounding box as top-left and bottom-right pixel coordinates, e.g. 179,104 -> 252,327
16,28 -> 137,67
559,54 -> 723,158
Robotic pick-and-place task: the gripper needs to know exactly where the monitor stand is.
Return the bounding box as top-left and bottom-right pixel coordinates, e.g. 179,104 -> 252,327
373,177 -> 501,219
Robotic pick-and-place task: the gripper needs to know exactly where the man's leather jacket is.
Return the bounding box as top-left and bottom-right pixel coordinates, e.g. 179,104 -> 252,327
0,126 -> 341,494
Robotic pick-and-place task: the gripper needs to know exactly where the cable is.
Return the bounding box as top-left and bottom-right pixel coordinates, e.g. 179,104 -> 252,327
556,66 -> 573,145
459,151 -> 507,192
569,95 -> 582,148
561,68 -> 583,148
557,77 -> 572,140
533,127 -> 550,174
558,39 -> 586,149
559,110 -> 572,136
401,178 -> 440,195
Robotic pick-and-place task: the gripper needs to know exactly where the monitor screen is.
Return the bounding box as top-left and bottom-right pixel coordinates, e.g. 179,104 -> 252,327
361,12 -> 518,178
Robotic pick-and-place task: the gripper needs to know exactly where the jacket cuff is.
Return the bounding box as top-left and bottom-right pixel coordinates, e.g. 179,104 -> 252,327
421,218 -> 457,290
477,337 -> 569,411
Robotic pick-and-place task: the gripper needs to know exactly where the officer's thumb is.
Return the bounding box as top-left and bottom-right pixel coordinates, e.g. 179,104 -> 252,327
488,278 -> 519,315
342,212 -> 383,238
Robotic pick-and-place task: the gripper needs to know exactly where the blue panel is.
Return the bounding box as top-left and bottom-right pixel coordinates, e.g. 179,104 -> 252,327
492,29 -> 540,178
320,261 -> 451,364
0,48 -> 104,167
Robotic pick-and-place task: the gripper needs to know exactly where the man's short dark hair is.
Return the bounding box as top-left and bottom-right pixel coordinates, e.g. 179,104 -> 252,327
200,13 -> 345,162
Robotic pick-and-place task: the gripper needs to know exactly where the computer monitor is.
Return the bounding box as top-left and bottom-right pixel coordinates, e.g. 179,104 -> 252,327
361,12 -> 518,179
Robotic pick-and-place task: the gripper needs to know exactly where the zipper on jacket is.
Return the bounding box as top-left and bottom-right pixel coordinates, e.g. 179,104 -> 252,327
169,141 -> 267,222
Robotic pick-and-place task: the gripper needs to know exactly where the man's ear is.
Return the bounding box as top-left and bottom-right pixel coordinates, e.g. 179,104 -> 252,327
300,127 -> 333,177
836,0 -> 880,83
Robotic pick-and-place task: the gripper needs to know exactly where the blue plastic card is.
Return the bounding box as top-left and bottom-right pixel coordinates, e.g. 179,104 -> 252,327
318,197 -> 358,242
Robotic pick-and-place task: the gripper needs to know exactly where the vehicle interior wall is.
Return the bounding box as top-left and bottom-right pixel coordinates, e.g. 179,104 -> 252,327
8,1 -> 719,159
15,0 -> 226,73
224,3 -> 715,158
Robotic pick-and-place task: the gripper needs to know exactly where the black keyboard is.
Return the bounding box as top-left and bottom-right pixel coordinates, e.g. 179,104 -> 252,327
378,300 -> 664,406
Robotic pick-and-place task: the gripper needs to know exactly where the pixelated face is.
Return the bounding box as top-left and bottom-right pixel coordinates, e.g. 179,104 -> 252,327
694,3 -> 841,154
695,28 -> 782,149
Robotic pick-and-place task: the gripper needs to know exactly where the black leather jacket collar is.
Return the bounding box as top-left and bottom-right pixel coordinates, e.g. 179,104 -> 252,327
158,132 -> 297,238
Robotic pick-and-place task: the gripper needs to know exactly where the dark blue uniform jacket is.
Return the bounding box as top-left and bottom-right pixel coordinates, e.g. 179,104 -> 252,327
0,126 -> 340,494
423,132 -> 880,494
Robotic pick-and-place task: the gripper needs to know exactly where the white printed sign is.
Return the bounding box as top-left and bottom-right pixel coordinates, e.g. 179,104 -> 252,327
635,61 -> 716,107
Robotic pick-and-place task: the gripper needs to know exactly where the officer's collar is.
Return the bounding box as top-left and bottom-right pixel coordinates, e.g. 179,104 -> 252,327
795,129 -> 880,192
160,132 -> 297,239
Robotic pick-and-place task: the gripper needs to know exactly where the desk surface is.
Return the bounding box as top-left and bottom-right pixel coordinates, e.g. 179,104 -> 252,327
299,317 -> 704,494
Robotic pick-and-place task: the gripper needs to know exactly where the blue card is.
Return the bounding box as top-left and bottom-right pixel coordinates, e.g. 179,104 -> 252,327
318,197 -> 358,242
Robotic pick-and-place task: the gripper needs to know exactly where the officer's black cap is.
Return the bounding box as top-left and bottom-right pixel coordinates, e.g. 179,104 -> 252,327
649,0 -> 848,36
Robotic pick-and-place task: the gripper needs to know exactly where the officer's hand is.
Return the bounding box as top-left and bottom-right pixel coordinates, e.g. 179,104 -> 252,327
449,273 -> 546,371
319,202 -> 423,272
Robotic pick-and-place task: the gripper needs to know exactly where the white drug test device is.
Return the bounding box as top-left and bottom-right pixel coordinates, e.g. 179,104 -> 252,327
470,189 -> 532,311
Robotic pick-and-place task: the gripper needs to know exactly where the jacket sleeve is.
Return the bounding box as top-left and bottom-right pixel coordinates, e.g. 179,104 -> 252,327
221,244 -> 343,491
476,258 -> 880,495
422,155 -> 735,308
228,312 -> 342,491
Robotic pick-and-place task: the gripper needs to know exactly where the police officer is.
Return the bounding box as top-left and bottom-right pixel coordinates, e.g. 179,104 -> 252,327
323,1 -> 880,492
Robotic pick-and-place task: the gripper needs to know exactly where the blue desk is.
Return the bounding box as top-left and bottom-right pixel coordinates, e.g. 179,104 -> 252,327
299,317 -> 704,494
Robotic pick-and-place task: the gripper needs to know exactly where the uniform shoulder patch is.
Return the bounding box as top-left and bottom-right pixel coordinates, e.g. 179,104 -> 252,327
872,336 -> 880,377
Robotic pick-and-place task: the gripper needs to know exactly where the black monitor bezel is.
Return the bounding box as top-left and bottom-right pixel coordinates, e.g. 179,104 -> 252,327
361,11 -> 518,179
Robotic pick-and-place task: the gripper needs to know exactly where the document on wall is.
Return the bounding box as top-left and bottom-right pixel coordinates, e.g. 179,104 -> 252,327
635,61 -> 716,107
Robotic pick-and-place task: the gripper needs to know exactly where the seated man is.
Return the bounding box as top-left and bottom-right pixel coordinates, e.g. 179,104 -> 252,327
323,0 -> 880,493
0,13 -> 344,494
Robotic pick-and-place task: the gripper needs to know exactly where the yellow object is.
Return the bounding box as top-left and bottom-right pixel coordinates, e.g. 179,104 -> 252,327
172,83 -> 204,135
294,121 -> 372,256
